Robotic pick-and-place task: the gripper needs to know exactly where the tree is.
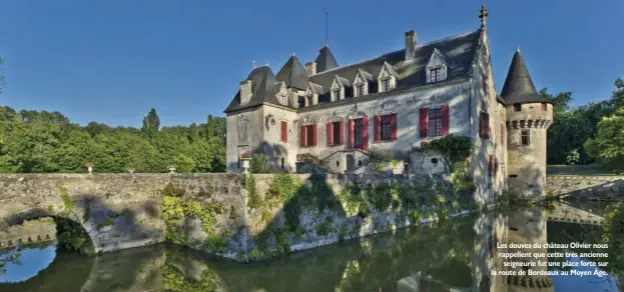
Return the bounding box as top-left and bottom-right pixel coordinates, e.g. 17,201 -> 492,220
540,88 -> 573,116
0,57 -> 4,94
612,78 -> 624,109
141,108 -> 160,141
250,154 -> 274,174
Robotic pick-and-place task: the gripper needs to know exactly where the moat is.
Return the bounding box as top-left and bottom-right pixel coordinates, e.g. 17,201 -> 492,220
1,202 -> 622,292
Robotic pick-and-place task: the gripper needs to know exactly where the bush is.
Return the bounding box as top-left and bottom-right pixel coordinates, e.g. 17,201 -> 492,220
250,154 -> 274,174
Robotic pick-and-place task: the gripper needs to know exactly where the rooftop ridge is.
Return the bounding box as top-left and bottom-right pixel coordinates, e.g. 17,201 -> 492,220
308,29 -> 480,77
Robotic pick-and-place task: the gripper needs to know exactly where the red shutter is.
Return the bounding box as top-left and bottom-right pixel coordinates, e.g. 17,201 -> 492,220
326,122 -> 333,145
373,115 -> 380,141
488,155 -> 493,177
419,108 -> 428,138
441,105 -> 449,136
311,124 -> 317,146
390,113 -> 397,141
348,119 -> 354,149
485,113 -> 490,138
362,116 -> 369,150
281,121 -> 287,142
300,126 -> 306,147
339,120 -> 344,144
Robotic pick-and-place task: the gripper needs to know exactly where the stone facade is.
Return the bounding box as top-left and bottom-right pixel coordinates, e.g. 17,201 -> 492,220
0,173 -> 473,261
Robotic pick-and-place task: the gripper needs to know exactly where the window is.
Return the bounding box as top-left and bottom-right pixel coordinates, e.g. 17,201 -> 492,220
513,104 -> 521,112
333,89 -> 341,100
375,114 -> 396,141
297,96 -> 306,108
479,112 -> 490,139
332,121 -> 341,144
307,95 -> 314,106
354,118 -> 364,148
300,124 -> 317,147
500,123 -> 505,146
356,84 -> 365,97
280,121 -> 287,142
382,79 -> 391,92
488,155 -> 493,177
541,103 -> 547,111
427,108 -> 443,137
521,130 -> 530,145
281,157 -> 285,169
430,67 -> 442,82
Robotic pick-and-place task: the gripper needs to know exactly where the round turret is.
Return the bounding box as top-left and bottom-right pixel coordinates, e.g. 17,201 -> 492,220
501,49 -> 553,198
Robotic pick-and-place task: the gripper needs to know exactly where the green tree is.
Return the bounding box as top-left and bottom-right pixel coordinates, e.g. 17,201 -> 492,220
584,108 -> 624,173
250,154 -> 274,174
141,108 -> 160,141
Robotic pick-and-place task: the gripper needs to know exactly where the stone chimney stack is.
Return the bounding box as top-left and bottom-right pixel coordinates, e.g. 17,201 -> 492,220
305,61 -> 317,75
404,30 -> 417,61
239,80 -> 253,104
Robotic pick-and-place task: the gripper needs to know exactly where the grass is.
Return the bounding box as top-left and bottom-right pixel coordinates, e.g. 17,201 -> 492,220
547,164 -> 616,176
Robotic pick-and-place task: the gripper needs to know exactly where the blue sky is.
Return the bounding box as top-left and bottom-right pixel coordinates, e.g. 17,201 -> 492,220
0,0 -> 622,127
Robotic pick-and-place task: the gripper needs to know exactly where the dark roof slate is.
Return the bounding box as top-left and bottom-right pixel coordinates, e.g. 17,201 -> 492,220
224,29 -> 482,114
275,55 -> 309,91
315,46 -> 339,73
500,50 -> 551,104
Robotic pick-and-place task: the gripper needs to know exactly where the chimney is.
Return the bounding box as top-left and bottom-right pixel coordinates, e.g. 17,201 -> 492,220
404,30 -> 417,61
239,80 -> 253,104
305,61 -> 317,75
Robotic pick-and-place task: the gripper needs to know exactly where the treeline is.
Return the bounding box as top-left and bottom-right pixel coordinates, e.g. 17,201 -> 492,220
545,78 -> 624,173
0,107 -> 226,173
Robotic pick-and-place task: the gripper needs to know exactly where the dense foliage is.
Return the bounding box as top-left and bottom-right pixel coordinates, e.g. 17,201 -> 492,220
544,78 -> 622,167
0,106 -> 226,173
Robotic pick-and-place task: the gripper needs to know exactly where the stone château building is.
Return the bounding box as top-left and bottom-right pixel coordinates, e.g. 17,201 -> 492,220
224,6 -> 552,201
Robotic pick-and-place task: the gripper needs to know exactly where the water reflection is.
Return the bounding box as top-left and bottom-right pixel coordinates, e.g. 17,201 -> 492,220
1,202 -> 622,292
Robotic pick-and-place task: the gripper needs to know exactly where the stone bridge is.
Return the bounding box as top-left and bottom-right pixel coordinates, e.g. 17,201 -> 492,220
546,175 -> 624,201
546,201 -> 607,225
0,173 -> 247,254
0,217 -> 57,248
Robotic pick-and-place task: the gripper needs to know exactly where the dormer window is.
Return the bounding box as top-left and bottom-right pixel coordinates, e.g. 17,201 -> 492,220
430,67 -> 442,82
356,84 -> 365,97
426,48 -> 448,84
381,79 -> 391,92
332,89 -> 341,100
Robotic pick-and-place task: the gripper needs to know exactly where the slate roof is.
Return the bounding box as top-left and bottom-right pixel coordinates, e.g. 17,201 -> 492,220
500,50 -> 551,104
275,55 -> 309,91
224,29 -> 482,114
315,45 -> 339,73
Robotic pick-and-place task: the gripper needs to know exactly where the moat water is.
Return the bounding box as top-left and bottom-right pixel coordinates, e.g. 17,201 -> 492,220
0,203 -> 622,292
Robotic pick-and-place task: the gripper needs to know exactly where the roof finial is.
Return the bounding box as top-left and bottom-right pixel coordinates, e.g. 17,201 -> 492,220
324,12 -> 329,47
479,4 -> 488,29
265,59 -> 269,66
252,60 -> 256,69
517,46 -> 521,53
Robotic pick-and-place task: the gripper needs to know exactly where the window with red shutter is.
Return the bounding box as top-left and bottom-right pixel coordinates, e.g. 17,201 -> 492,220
362,116 -> 368,150
311,124 -> 317,146
441,105 -> 449,136
501,123 -> 505,146
541,103 -> 547,111
300,126 -> 306,147
327,122 -> 333,146
373,115 -> 381,142
488,155 -> 493,177
390,113 -> 397,141
419,108 -> 428,138
280,121 -> 287,142
300,125 -> 317,147
480,112 -> 490,139
348,119 -> 354,149
339,120 -> 344,144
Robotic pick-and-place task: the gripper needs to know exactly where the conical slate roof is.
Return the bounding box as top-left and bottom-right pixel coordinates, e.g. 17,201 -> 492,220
276,55 -> 309,90
314,45 -> 339,73
500,49 -> 551,104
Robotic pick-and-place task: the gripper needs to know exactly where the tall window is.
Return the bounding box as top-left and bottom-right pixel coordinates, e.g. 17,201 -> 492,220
300,124 -> 316,147
333,89 -> 341,100
280,121 -> 287,142
382,79 -> 391,92
332,121 -> 341,144
430,68 -> 441,82
513,104 -> 522,112
521,130 -> 530,145
380,115 -> 392,141
541,103 -> 547,111
427,108 -> 443,137
356,84 -> 365,97
354,118 -> 364,148
479,112 -> 490,139
297,96 -> 306,108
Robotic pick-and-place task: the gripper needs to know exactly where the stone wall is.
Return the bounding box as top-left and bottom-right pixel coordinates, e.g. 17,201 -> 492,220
0,173 -> 473,262
0,217 -> 56,248
546,175 -> 624,200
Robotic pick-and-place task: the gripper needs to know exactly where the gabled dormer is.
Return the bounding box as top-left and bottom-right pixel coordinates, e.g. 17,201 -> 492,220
330,75 -> 350,101
353,69 -> 374,97
426,48 -> 449,83
274,82 -> 288,106
377,62 -> 399,93
303,82 -> 323,107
